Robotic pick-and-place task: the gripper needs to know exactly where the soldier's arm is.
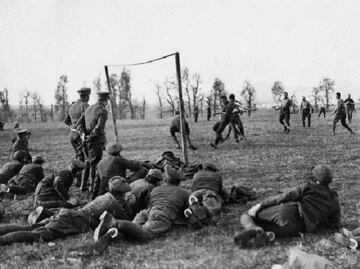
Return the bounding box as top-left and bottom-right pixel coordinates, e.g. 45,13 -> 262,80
91,109 -> 108,138
120,157 -> 142,172
260,184 -> 306,209
76,113 -> 86,134
64,112 -> 71,126
54,176 -> 69,201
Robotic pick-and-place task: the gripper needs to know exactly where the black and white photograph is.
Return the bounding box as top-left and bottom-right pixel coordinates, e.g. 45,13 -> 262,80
0,0 -> 359,268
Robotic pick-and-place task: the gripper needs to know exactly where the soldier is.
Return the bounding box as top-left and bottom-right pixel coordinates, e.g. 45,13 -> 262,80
128,168 -> 163,215
193,105 -> 199,123
184,163 -> 224,229
234,165 -> 340,248
318,100 -> 326,118
333,92 -> 354,135
344,94 -> 355,123
169,111 -> 197,150
228,94 -> 245,142
0,151 -> 27,184
9,121 -> 20,144
77,91 -> 110,192
92,142 -> 148,199
34,159 -> 86,209
0,176 -> 132,246
64,87 -> 91,186
90,165 -> 189,253
278,92 -> 292,134
207,106 -> 211,121
4,156 -> 45,196
9,129 -> 32,163
211,95 -> 236,148
299,96 -> 312,128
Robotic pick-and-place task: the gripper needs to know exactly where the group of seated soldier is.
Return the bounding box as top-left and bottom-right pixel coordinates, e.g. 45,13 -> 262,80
0,132 -> 358,253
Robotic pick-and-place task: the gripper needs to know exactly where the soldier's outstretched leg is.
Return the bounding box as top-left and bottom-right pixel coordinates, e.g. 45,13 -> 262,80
341,117 -> 354,134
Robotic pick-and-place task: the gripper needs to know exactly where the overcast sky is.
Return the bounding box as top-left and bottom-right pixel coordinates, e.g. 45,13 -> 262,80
1,0 -> 360,106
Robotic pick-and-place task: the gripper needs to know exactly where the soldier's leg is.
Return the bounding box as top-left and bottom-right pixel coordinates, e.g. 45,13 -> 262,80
230,121 -> 239,142
7,185 -> 27,195
0,223 -> 40,235
279,113 -> 287,132
0,231 -> 41,245
302,112 -> 306,127
340,116 -> 354,134
213,119 -> 229,146
117,220 -> 153,241
170,127 -> 181,149
308,113 -> 311,127
80,161 -> 90,191
333,115 -> 340,135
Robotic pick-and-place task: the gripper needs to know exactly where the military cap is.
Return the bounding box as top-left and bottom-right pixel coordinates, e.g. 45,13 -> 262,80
164,164 -> 185,185
16,129 -> 31,135
12,150 -> 27,162
97,91 -> 111,101
106,142 -> 122,155
69,159 -> 86,172
229,94 -> 235,100
312,165 -> 333,185
13,121 -> 19,128
202,162 -> 219,172
108,176 -> 131,193
33,156 -> 45,164
77,87 -> 91,94
161,151 -> 175,158
147,169 -> 163,181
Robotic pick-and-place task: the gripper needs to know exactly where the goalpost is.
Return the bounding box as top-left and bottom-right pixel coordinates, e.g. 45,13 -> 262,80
104,52 -> 189,164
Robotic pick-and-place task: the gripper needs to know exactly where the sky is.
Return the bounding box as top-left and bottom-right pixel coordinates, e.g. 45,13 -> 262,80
1,0 -> 360,107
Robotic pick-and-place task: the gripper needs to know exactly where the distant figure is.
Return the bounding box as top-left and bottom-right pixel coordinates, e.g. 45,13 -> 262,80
344,94 -> 355,123
10,122 -> 20,143
193,105 -> 199,123
299,96 -> 311,128
333,92 -> 354,135
207,106 -> 211,121
170,111 -> 197,150
0,121 -> 4,131
278,92 -> 292,134
318,101 -> 326,118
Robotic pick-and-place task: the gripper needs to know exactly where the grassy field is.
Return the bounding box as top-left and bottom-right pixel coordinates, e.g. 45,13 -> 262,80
0,109 -> 359,268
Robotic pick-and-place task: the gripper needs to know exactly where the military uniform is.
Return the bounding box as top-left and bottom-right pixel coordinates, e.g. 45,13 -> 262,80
128,178 -> 157,215
279,98 -> 291,132
255,182 -> 340,237
77,92 -> 109,190
190,167 -> 224,222
7,161 -> 44,195
93,155 -> 146,198
193,106 -> 199,123
333,97 -> 354,134
9,134 -> 32,164
64,99 -> 89,161
212,99 -> 236,147
170,115 -> 190,136
34,171 -> 74,209
300,100 -> 311,127
344,96 -> 355,123
0,160 -> 23,184
0,178 -> 132,245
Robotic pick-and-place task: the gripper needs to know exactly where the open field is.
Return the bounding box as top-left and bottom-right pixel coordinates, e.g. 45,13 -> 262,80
0,110 -> 359,268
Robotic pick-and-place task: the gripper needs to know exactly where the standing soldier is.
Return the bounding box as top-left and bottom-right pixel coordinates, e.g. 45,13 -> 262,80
318,100 -> 326,118
344,94 -> 355,123
193,105 -> 199,123
278,92 -> 292,134
207,106 -> 211,121
299,96 -> 312,128
64,87 -> 91,186
77,91 -> 110,192
333,92 -> 354,135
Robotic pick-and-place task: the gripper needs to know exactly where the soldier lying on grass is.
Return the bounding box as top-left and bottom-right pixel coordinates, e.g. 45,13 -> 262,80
1,156 -> 45,197
92,142 -> 148,199
0,176 -> 132,245
0,151 -> 28,184
33,159 -> 86,209
234,165 -> 341,248
90,165 -> 189,253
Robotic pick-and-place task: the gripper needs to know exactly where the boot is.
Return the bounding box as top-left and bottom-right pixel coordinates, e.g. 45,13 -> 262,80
80,161 -> 90,192
91,228 -> 118,254
89,165 -> 96,193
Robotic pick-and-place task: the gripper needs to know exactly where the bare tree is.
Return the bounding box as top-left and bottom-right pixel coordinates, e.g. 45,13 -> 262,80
164,78 -> 178,115
23,91 -> 31,114
191,73 -> 201,115
198,94 -> 205,117
182,68 -> 192,117
32,93 -> 39,122
212,78 -> 225,114
271,81 -> 285,103
54,75 -> 69,120
141,98 -> 146,120
319,78 -> 335,111
155,83 -> 164,119
241,80 -> 256,116
312,87 -> 321,112
119,69 -> 135,119
93,77 -> 102,93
